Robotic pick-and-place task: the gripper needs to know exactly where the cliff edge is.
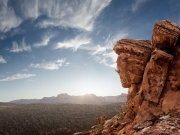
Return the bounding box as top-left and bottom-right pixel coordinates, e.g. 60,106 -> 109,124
74,20 -> 180,135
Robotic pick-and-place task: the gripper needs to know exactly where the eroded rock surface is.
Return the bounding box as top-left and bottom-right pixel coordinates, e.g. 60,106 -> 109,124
74,20 -> 180,135
152,20 -> 180,51
114,39 -> 151,88
115,20 -> 180,134
143,49 -> 173,103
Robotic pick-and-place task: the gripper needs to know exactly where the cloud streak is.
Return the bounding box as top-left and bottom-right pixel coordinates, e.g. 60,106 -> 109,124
91,45 -> 106,55
0,0 -> 111,33
32,32 -> 56,48
10,38 -> 31,53
132,0 -> 149,12
37,0 -> 112,31
29,59 -> 66,70
55,35 -> 91,51
0,55 -> 6,63
0,0 -> 21,32
0,73 -> 35,82
91,31 -> 128,68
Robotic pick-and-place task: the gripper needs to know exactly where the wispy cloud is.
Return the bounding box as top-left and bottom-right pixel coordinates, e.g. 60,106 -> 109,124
17,0 -> 39,19
0,55 -> 6,63
91,31 -> 128,68
37,0 -> 112,31
22,69 -> 28,72
0,0 -> 111,33
132,0 -> 149,12
93,51 -> 117,68
0,0 -> 21,32
91,45 -> 106,55
104,31 -> 128,48
0,73 -> 35,82
65,62 -> 70,66
10,38 -> 31,53
55,35 -> 91,51
29,59 -> 66,70
32,32 -> 56,48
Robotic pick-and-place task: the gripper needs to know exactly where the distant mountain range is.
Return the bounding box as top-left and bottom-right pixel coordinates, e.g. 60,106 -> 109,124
9,93 -> 127,104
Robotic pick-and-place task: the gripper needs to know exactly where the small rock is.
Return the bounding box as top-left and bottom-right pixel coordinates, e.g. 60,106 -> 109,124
133,121 -> 153,130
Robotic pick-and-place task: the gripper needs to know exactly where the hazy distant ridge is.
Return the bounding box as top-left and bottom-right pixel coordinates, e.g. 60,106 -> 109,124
10,93 -> 127,104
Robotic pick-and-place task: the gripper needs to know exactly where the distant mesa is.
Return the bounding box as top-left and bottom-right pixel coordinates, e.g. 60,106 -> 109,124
9,93 -> 127,104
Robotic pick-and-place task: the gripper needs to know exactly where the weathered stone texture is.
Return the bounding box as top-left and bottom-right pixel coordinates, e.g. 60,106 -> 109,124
152,20 -> 180,51
78,20 -> 180,135
142,49 -> 173,103
114,39 -> 151,88
114,20 -> 180,134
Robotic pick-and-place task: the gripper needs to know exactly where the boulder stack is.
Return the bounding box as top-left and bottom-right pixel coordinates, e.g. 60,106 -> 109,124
74,19 -> 180,135
113,20 -> 180,134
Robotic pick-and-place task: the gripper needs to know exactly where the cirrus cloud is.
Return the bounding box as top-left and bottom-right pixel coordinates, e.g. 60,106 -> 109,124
0,73 -> 36,82
0,55 -> 6,63
0,0 -> 112,33
55,35 -> 91,51
132,0 -> 150,12
91,31 -> 128,68
29,59 -> 66,70
0,0 -> 21,32
10,38 -> 31,53
36,0 -> 112,31
32,32 -> 57,48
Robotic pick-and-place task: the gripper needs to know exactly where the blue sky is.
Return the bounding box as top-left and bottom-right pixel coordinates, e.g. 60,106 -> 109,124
0,0 -> 180,102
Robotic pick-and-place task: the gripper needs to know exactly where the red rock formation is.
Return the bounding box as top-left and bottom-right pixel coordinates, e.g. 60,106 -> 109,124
114,39 -> 152,88
116,20 -> 180,134
142,49 -> 173,103
74,19 -> 180,135
114,20 -> 180,135
152,20 -> 180,51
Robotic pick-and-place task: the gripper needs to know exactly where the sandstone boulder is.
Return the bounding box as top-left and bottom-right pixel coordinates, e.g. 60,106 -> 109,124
114,20 -> 180,134
142,49 -> 173,103
152,20 -> 180,51
75,19 -> 180,135
114,39 -> 152,88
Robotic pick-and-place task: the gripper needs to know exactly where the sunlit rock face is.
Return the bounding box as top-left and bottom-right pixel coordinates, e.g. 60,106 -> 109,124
114,39 -> 151,88
76,20 -> 180,135
113,20 -> 180,134
152,20 -> 180,51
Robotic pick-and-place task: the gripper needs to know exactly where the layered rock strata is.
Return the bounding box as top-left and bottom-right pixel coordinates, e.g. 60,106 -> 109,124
113,20 -> 180,134
152,20 -> 180,51
114,39 -> 152,88
74,19 -> 180,135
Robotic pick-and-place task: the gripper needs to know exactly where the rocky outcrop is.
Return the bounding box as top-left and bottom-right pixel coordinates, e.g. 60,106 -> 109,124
114,20 -> 180,134
81,20 -> 180,135
114,39 -> 151,88
133,108 -> 180,135
97,115 -> 107,125
152,20 -> 180,51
